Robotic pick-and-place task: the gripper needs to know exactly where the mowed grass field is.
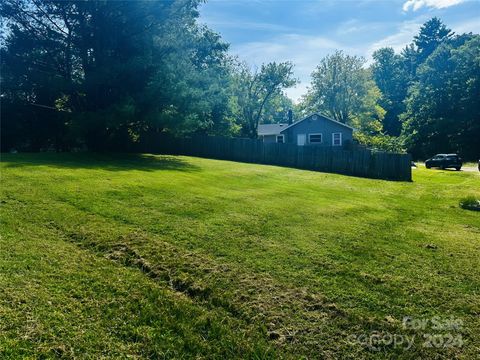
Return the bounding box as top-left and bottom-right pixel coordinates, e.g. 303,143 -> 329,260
1,153 -> 479,359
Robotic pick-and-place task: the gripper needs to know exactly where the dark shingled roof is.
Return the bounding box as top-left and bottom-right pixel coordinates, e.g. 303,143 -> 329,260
279,113 -> 354,133
258,113 -> 355,136
257,123 -> 288,136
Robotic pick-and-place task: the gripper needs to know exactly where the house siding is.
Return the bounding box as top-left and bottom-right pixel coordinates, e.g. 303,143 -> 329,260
281,115 -> 353,146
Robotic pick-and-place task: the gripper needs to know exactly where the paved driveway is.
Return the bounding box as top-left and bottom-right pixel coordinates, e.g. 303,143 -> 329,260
415,163 -> 479,174
462,165 -> 479,173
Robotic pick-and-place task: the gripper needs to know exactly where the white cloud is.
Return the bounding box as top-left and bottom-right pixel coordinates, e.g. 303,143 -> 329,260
402,0 -> 465,12
368,19 -> 425,57
450,17 -> 480,34
368,15 -> 480,61
200,17 -> 291,32
336,19 -> 390,36
336,19 -> 369,35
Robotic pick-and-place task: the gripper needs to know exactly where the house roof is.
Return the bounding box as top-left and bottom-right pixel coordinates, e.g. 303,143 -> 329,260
279,113 -> 355,133
257,123 -> 288,136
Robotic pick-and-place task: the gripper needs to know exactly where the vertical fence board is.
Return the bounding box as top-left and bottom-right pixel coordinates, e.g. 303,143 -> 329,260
142,134 -> 412,181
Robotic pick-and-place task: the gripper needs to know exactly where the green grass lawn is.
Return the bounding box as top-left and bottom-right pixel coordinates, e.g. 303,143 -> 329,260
1,153 -> 479,359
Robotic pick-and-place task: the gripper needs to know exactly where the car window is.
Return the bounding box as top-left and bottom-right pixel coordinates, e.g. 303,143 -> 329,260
434,155 -> 444,160
446,156 -> 457,161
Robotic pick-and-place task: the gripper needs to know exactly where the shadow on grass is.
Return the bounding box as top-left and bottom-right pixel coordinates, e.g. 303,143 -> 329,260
1,153 -> 200,172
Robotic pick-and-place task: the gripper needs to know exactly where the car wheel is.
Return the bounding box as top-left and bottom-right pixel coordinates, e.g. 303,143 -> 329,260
455,167 -> 461,171
425,164 -> 431,169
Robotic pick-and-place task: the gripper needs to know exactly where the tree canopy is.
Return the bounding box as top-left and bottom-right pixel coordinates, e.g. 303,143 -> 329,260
232,61 -> 297,138
1,0 -> 238,150
402,35 -> 480,159
1,8 -> 478,160
299,18 -> 478,158
303,51 -> 368,125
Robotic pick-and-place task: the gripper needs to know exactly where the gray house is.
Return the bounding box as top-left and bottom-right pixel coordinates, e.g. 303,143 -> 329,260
257,113 -> 354,147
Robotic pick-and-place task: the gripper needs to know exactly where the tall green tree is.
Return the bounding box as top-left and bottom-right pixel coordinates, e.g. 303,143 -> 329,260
0,0 -> 81,150
351,79 -> 404,152
1,0 -> 233,150
304,51 -> 369,125
258,92 -> 294,125
303,51 -> 406,151
402,35 -> 480,159
232,61 -> 297,138
371,47 -> 409,136
414,17 -> 453,65
141,26 -> 232,137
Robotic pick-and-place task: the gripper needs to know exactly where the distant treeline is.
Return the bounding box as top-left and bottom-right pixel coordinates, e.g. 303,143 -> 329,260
1,1 -> 478,159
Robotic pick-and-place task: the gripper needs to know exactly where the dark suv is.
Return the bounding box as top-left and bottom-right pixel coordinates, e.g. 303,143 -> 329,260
425,154 -> 462,170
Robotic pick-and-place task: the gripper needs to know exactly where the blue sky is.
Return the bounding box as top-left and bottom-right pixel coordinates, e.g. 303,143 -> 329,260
199,0 -> 480,101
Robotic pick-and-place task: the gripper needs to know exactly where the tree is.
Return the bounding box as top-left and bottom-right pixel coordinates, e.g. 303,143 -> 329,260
398,18 -> 453,81
402,35 -> 480,159
401,43 -> 419,79
303,51 -> 407,151
302,51 -> 403,151
0,0 -> 81,150
350,80 -> 404,152
257,92 -> 294,125
232,61 -> 297,138
1,0 -> 234,150
305,51 -> 369,125
367,18 -> 475,157
141,25 -> 233,137
371,47 -> 409,136
414,17 -> 453,65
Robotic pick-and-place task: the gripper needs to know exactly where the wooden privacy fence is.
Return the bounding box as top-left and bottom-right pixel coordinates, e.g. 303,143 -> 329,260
138,134 -> 412,181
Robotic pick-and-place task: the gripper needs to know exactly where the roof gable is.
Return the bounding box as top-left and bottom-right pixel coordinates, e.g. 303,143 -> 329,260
279,113 -> 354,133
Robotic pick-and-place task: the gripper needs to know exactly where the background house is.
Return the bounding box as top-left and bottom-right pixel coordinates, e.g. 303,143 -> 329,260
257,123 -> 290,144
257,113 -> 354,147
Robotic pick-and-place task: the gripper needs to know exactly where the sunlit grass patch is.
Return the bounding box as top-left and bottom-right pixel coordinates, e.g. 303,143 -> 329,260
1,153 -> 479,359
